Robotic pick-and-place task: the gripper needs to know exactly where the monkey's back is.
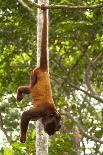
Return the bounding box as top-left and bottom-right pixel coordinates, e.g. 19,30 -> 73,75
31,69 -> 54,106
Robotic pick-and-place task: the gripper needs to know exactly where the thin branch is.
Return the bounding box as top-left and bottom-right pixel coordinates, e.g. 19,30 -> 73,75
44,3 -> 103,10
86,53 -> 102,67
51,58 -> 103,103
92,53 -> 102,65
30,0 -> 41,9
85,53 -> 102,96
84,53 -> 102,96
77,119 -> 103,144
19,1 -> 103,11
51,57 -> 103,103
64,109 -> 103,144
70,50 -> 87,71
85,69 -> 97,96
18,0 -> 34,14
70,83 -> 103,103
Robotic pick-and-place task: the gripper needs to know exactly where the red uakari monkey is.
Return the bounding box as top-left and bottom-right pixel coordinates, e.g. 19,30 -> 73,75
16,5 -> 61,143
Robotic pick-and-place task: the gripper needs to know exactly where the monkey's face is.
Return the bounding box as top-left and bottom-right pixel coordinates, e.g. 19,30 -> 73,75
42,111 -> 61,135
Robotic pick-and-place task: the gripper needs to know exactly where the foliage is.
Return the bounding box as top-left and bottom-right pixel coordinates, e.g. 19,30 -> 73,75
0,0 -> 103,155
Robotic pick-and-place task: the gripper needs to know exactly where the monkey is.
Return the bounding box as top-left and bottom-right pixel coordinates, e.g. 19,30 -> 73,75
16,4 -> 61,143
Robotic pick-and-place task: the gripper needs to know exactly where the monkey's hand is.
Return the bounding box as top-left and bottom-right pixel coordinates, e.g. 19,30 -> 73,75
16,87 -> 23,102
16,93 -> 23,102
41,3 -> 46,10
16,86 -> 30,102
20,134 -> 26,143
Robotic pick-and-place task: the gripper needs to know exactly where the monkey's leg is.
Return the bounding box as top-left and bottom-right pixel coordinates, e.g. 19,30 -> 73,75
17,86 -> 30,102
20,107 -> 44,143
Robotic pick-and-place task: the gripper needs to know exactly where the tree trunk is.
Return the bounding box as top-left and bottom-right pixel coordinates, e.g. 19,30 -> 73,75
36,0 -> 49,155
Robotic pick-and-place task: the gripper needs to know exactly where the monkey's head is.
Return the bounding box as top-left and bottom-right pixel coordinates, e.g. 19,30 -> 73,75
42,110 -> 61,135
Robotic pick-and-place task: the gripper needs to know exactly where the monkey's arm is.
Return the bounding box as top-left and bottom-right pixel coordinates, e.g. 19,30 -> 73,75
17,86 -> 31,102
17,69 -> 37,102
20,107 -> 45,143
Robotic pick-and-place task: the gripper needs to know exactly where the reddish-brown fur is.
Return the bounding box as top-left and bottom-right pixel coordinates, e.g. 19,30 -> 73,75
17,5 -> 61,143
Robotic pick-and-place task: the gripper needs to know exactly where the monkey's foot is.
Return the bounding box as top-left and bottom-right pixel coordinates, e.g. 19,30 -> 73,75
20,135 -> 26,143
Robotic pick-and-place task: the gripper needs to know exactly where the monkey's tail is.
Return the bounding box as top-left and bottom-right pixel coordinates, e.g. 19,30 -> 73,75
40,9 -> 48,70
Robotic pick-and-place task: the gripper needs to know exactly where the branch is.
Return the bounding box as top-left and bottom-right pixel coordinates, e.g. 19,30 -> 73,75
43,3 -> 103,10
70,83 -> 103,103
19,1 -> 103,11
51,58 -> 103,103
70,50 -> 87,71
51,56 -> 103,103
18,0 -> 34,15
65,109 -> 103,144
77,119 -> 103,144
85,53 -> 102,96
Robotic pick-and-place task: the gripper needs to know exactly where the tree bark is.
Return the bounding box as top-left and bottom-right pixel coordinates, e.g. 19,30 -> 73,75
36,0 -> 49,155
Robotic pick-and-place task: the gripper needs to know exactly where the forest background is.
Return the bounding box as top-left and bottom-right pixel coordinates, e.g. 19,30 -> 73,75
0,0 -> 103,155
